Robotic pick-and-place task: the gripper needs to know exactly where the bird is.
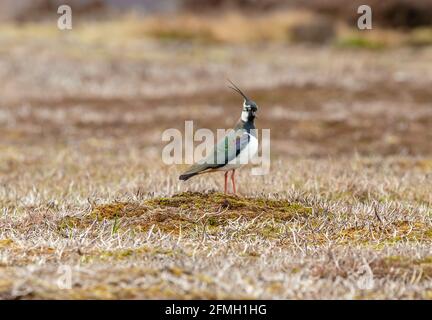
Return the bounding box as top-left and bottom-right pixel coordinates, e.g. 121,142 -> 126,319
179,80 -> 259,194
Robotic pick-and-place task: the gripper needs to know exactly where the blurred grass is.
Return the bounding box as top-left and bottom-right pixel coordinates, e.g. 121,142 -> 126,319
407,27 -> 432,47
337,36 -> 386,50
1,11 -> 432,50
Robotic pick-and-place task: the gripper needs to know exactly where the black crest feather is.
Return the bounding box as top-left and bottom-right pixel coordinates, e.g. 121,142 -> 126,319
227,79 -> 249,101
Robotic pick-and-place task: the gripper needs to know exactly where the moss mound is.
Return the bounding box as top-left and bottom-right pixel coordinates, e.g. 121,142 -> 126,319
56,192 -> 432,245
58,192 -> 314,236
145,191 -> 313,219
92,202 -> 149,220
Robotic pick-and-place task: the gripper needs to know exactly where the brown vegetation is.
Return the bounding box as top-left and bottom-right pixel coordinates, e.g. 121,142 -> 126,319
0,13 -> 431,299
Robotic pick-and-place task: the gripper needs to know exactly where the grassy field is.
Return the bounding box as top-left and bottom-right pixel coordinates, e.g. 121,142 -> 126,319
0,15 -> 432,299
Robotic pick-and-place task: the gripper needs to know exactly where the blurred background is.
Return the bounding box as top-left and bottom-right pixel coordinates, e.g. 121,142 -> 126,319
1,0 -> 432,179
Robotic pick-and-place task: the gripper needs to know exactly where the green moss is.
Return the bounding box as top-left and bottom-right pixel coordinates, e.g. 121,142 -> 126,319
91,202 -> 148,220
57,216 -> 89,233
207,216 -> 219,227
336,36 -> 386,50
259,224 -> 283,239
99,249 -> 134,260
79,246 -> 178,263
145,28 -> 218,44
383,255 -> 407,264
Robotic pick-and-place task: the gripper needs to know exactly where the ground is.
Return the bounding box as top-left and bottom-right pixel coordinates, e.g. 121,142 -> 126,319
0,16 -> 431,299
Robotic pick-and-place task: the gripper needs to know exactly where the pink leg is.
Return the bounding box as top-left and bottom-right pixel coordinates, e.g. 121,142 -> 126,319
231,170 -> 236,194
224,171 -> 228,194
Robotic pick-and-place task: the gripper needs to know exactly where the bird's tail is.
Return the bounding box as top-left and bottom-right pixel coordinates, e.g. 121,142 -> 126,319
179,163 -> 210,181
179,172 -> 198,181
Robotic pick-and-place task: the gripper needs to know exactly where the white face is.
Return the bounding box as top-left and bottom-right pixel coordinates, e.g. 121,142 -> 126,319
241,100 -> 249,122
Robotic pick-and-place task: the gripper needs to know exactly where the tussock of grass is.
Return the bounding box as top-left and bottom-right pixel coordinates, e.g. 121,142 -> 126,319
92,202 -> 149,220
56,192 -> 432,248
82,192 -> 314,235
146,191 -> 312,218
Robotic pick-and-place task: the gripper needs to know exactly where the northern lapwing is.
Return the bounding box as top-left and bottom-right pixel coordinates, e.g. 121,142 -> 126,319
179,81 -> 258,194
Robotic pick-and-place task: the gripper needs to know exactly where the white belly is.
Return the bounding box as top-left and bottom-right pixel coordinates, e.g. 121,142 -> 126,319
223,133 -> 258,170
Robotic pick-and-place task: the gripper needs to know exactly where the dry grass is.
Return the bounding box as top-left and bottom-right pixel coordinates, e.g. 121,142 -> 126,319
1,145 -> 431,299
0,15 -> 432,299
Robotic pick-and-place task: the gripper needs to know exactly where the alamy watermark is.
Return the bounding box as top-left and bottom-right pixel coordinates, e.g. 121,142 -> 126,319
57,5 -> 72,30
56,4 -> 371,31
57,265 -> 73,290
355,263 -> 375,290
357,5 -> 373,30
162,121 -> 271,176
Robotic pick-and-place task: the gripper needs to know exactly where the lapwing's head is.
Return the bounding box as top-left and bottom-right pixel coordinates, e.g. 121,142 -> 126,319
228,80 -> 258,122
